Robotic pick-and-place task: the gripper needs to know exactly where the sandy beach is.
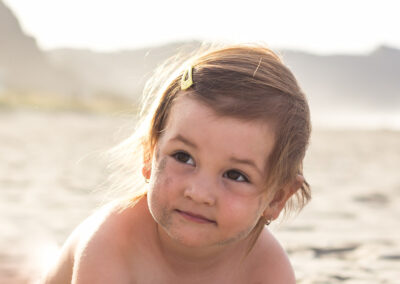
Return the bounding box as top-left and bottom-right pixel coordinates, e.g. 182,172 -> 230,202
1,109 -> 399,283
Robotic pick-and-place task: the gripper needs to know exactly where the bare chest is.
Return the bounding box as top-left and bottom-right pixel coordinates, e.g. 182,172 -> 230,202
74,231 -> 265,284
129,261 -> 248,284
126,249 -> 259,284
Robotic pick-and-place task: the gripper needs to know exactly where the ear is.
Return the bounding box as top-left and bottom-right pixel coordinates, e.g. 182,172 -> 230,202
263,174 -> 304,220
142,164 -> 151,180
142,151 -> 152,180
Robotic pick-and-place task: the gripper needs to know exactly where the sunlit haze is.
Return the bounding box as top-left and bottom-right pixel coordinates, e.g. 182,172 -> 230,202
4,0 -> 400,54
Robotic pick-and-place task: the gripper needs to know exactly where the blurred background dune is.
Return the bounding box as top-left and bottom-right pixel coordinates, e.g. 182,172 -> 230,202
1,0 -> 399,283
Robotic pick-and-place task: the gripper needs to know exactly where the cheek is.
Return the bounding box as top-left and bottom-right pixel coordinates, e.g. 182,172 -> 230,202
150,155 -> 169,184
156,157 -> 175,188
220,195 -> 264,226
148,157 -> 174,202
155,154 -> 167,173
147,157 -> 174,222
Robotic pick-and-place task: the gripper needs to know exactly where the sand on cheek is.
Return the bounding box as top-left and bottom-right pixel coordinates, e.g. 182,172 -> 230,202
148,156 -> 174,228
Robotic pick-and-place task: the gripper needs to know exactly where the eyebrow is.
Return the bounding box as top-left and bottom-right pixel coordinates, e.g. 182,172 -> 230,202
169,134 -> 198,149
229,157 -> 263,176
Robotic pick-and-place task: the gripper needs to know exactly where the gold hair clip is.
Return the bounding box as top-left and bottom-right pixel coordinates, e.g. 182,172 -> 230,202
181,65 -> 193,90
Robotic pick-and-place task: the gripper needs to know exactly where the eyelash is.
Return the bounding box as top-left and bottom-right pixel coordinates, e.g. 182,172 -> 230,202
172,151 -> 195,166
223,170 -> 250,183
171,151 -> 250,183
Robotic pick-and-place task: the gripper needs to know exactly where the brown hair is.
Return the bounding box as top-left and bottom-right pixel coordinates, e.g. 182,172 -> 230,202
142,44 -> 311,209
109,44 -> 311,240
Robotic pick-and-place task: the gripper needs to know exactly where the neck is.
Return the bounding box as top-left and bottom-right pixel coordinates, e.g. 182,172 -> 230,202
154,223 -> 249,276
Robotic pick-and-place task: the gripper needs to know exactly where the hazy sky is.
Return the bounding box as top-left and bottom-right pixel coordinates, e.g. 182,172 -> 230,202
4,0 -> 400,54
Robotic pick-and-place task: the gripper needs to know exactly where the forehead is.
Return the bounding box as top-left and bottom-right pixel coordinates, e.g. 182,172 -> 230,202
162,95 -> 275,168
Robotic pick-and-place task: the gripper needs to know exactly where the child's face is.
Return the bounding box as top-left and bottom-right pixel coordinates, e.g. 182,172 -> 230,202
146,95 -> 276,248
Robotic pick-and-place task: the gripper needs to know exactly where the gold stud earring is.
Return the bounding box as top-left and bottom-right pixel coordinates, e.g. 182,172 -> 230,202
263,215 -> 272,226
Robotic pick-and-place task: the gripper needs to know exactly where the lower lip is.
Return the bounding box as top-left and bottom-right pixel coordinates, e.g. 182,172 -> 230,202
176,210 -> 215,224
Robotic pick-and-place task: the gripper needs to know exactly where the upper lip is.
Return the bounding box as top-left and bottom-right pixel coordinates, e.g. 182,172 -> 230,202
176,209 -> 216,223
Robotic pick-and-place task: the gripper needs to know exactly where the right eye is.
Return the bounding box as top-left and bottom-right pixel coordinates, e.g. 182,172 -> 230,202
172,151 -> 195,166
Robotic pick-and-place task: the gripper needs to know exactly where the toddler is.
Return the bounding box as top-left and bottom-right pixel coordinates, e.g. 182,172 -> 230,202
42,44 -> 311,284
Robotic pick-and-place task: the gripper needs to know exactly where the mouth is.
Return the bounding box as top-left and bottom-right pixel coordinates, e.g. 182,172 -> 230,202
175,209 -> 217,225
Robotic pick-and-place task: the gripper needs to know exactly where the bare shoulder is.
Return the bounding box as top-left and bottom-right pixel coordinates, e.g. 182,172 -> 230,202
246,227 -> 296,284
39,215 -> 79,284
41,198 -> 144,284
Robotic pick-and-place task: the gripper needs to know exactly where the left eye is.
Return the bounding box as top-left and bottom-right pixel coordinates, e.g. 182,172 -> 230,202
224,170 -> 249,182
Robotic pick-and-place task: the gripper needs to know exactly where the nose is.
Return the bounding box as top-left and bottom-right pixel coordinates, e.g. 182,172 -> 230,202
183,172 -> 216,206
